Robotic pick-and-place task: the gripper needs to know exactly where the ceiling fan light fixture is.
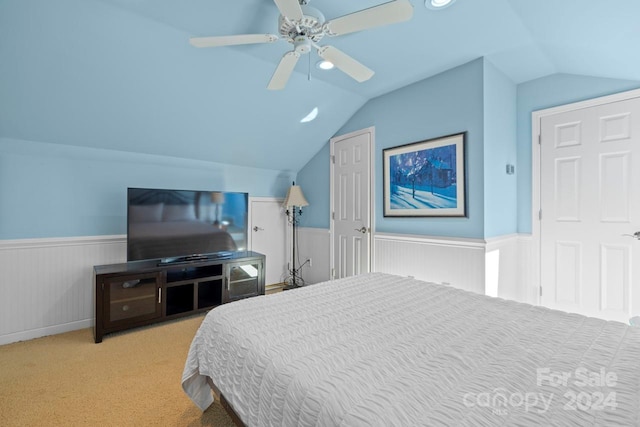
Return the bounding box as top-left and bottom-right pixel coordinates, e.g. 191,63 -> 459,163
300,107 -> 318,123
425,0 -> 456,10
316,60 -> 334,70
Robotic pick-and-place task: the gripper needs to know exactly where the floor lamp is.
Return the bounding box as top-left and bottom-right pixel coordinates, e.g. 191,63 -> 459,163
210,191 -> 225,227
283,182 -> 309,288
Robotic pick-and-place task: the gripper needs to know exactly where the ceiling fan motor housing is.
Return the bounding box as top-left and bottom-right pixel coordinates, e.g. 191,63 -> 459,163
293,36 -> 311,54
279,5 -> 326,42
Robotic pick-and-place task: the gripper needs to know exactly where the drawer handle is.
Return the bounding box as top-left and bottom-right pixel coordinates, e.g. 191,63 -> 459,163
122,280 -> 140,288
122,305 -> 129,312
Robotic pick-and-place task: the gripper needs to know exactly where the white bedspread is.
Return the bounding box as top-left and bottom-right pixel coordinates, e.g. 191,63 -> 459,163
182,273 -> 640,426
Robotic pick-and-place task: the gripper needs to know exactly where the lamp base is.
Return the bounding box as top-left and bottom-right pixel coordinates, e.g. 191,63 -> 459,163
284,267 -> 305,289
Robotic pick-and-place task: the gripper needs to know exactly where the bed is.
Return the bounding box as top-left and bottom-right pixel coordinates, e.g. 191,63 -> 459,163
182,273 -> 640,426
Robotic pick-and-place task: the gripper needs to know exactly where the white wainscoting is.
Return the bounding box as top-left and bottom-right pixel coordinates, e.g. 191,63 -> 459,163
374,233 -> 487,294
485,234 -> 535,303
296,227 -> 331,285
0,235 -> 126,345
376,233 -> 534,300
0,231 -> 534,345
517,235 -> 536,305
298,228 -> 534,301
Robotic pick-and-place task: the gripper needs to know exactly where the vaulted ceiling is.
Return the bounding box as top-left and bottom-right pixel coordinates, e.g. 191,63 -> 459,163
1,0 -> 639,172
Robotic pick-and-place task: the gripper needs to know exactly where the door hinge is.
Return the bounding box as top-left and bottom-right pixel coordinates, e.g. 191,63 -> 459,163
539,287 -> 543,297
538,209 -> 542,220
538,134 -> 541,145
331,268 -> 335,278
330,155 -> 335,164
332,211 -> 335,220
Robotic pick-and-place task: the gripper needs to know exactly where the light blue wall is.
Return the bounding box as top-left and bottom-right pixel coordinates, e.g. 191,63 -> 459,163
516,74 -> 640,233
299,58 -> 486,239
296,143 -> 330,229
300,68 -> 640,240
483,61 -> 517,238
7,61 -> 636,241
0,137 -> 293,239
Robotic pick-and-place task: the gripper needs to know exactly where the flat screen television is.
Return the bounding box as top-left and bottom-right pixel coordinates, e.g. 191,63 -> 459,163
127,187 -> 248,262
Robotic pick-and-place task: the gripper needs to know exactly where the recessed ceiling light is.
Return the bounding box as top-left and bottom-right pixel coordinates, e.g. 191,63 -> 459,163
300,107 -> 318,123
316,60 -> 334,70
425,0 -> 456,10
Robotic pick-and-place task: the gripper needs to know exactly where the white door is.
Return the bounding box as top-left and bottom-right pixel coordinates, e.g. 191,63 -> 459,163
539,95 -> 640,322
249,198 -> 287,286
331,128 -> 373,279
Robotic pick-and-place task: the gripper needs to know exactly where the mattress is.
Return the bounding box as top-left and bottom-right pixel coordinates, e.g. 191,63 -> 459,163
182,273 -> 640,426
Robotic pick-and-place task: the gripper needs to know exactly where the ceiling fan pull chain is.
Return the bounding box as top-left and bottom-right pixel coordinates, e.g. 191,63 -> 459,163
308,52 -> 311,81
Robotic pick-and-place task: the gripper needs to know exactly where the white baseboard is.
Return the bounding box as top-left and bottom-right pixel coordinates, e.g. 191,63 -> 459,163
0,319 -> 93,346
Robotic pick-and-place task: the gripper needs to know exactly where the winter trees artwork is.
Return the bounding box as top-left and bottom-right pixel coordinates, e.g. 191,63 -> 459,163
383,133 -> 466,217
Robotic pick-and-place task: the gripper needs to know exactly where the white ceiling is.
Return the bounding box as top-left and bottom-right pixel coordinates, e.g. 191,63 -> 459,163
1,0 -> 639,172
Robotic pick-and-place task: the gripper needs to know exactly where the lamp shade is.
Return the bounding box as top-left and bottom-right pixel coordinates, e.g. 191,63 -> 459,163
283,185 -> 309,208
210,192 -> 225,204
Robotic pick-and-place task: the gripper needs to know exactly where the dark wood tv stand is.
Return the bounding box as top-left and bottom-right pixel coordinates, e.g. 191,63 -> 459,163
93,251 -> 265,343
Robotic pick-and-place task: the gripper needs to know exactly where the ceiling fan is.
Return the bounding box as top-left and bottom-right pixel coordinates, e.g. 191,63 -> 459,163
189,0 -> 414,90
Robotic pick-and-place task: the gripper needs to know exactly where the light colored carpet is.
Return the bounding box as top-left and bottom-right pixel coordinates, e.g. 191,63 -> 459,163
0,315 -> 235,427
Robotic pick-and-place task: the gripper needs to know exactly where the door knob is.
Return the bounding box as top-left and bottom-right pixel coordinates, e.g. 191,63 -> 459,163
622,231 -> 640,240
253,226 -> 264,232
354,226 -> 368,234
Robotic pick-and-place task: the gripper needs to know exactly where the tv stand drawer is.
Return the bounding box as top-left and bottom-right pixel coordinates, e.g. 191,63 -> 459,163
110,296 -> 157,322
109,277 -> 157,300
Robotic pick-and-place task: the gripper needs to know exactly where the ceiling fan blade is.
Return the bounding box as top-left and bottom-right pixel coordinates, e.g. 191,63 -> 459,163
325,0 -> 413,36
317,46 -> 374,83
189,34 -> 278,48
267,51 -> 301,90
273,0 -> 304,21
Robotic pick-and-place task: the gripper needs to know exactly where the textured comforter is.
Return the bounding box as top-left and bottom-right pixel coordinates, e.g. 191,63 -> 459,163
182,273 -> 640,426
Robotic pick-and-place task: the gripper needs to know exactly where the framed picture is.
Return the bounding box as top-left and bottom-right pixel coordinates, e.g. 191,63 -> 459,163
383,132 -> 466,217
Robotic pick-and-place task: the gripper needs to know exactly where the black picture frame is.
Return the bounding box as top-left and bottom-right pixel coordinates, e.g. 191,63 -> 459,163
383,132 -> 466,217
